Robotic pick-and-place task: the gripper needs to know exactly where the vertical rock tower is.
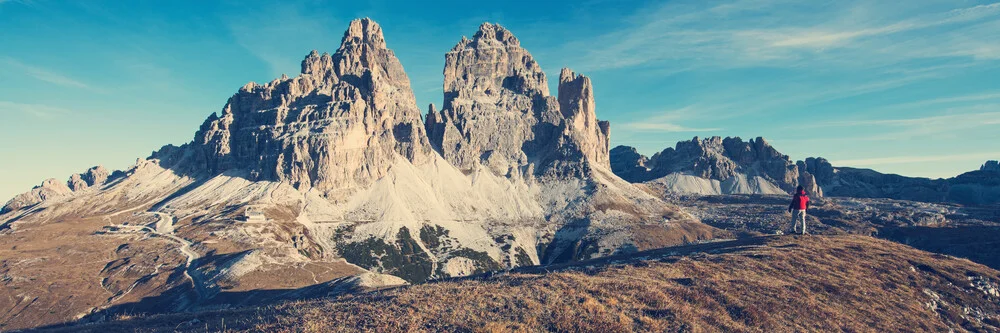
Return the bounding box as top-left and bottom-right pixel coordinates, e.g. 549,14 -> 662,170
559,68 -> 611,167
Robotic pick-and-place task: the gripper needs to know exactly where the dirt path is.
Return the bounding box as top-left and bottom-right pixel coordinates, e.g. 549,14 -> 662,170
104,211 -> 207,302
149,211 -> 208,301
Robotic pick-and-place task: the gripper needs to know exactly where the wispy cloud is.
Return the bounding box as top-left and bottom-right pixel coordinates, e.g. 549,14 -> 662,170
223,4 -> 341,78
0,101 -> 71,118
568,1 -> 1000,72
752,3 -> 1000,50
815,111 -> 1000,128
622,106 -> 723,132
625,122 -> 722,132
890,91 -> 1000,109
836,152 -> 1000,167
1,57 -> 104,92
0,0 -> 32,6
792,107 -> 1000,144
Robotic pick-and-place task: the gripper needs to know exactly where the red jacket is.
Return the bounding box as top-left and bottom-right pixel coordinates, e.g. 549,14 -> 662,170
789,190 -> 809,211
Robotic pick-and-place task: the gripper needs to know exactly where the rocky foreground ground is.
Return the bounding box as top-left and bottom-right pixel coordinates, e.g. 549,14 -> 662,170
28,235 -> 1000,332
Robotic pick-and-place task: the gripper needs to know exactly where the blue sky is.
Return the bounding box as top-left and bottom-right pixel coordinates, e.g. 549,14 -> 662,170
1,0 -> 998,201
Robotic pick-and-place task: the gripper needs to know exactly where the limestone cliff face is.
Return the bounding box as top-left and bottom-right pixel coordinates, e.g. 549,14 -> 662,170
558,68 -> 611,167
178,18 -> 432,194
425,23 -> 611,178
426,23 -> 558,176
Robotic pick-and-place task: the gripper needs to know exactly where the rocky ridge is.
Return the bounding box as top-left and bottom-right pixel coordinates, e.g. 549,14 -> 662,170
0,166 -> 114,214
610,136 -> 821,196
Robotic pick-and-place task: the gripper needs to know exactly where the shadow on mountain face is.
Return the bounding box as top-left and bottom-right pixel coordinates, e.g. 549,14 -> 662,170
540,218 -> 595,265
36,271 -> 387,332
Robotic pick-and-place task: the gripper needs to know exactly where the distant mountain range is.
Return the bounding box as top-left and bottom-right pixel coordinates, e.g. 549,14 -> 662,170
610,137 -> 999,206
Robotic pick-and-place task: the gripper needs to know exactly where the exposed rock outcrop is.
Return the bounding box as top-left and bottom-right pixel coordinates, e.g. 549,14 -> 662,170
610,137 -> 820,196
67,166 -> 110,191
423,23 -> 705,266
425,23 -> 556,175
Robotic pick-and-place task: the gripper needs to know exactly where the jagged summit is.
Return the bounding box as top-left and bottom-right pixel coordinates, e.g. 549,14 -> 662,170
449,23 -> 521,52
165,17 -> 431,194
300,50 -> 332,75
342,17 -> 386,49
429,22 -> 556,173
1,165 -> 114,214
473,22 -> 520,46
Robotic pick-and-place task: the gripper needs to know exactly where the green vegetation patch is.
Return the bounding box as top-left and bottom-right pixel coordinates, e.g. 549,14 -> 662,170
419,224 -> 450,250
339,227 -> 434,283
514,247 -> 534,267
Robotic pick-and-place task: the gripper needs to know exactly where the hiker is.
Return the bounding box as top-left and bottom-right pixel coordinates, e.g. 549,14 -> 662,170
788,186 -> 810,235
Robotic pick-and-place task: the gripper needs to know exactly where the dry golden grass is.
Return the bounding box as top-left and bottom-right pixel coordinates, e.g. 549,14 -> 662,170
43,235 -> 1000,333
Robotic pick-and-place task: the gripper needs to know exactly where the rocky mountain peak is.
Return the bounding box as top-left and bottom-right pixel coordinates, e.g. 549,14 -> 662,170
444,22 -> 547,99
2,165 -> 113,214
428,23 -> 560,173
342,17 -> 386,49
800,157 -> 835,185
471,22 -> 520,47
610,146 -> 650,181
169,18 -> 431,194
983,160 -> 1000,172
428,24 -> 617,175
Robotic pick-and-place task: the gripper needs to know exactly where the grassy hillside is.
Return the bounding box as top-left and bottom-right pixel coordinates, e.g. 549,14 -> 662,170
34,235 -> 1000,332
